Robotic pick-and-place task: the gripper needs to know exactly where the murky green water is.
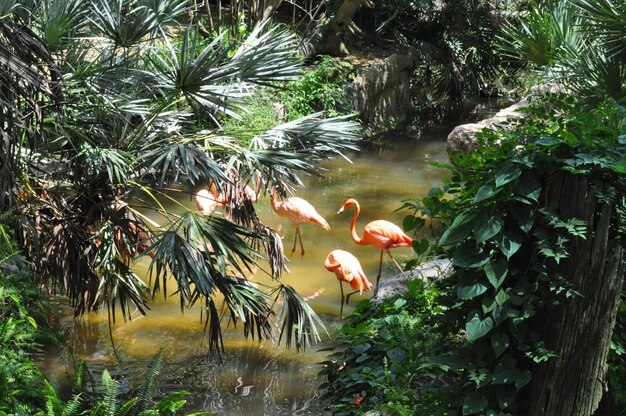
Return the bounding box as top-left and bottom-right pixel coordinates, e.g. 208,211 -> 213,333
40,126 -> 454,415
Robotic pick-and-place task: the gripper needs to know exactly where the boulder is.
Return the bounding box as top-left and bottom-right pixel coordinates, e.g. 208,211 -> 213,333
372,257 -> 453,303
446,99 -> 529,155
346,48 -> 420,135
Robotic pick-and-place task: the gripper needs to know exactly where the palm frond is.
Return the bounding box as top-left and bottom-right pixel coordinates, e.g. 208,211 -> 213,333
214,275 -> 272,342
574,0 -> 626,59
35,0 -> 90,51
147,230 -> 213,309
90,0 -> 160,48
75,144 -> 135,185
140,0 -> 189,31
271,284 -> 326,351
229,21 -> 303,87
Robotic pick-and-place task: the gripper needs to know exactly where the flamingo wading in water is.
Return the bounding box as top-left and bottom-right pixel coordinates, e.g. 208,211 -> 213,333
324,249 -> 373,318
271,187 -> 330,256
338,198 -> 412,287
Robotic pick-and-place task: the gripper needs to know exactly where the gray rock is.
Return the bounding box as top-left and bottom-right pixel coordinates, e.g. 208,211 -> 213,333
346,48 -> 420,136
372,257 -> 453,302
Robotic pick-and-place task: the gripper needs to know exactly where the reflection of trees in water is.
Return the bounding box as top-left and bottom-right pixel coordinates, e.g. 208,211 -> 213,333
157,344 -> 325,414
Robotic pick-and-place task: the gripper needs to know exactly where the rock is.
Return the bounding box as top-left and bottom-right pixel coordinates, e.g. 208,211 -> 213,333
372,257 -> 453,303
446,99 -> 528,155
346,47 -> 420,136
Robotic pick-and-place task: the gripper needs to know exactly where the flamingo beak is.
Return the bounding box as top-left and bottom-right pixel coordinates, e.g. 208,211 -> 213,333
337,206 -> 345,214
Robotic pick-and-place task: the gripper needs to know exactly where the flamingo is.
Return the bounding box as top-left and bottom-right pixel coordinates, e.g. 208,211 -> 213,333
270,187 -> 330,256
324,249 -> 373,318
195,182 -> 225,215
337,198 -> 412,287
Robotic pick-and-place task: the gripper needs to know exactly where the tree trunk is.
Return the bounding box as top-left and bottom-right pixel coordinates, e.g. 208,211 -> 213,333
302,0 -> 371,58
527,172 -> 625,416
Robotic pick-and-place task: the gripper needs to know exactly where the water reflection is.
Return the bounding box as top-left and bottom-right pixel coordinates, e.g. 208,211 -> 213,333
42,127 -> 452,414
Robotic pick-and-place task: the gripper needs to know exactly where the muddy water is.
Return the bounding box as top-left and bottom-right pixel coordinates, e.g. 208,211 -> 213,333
42,127 -> 452,415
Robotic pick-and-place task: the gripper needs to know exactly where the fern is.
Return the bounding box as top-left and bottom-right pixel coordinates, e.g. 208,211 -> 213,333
133,351 -> 163,415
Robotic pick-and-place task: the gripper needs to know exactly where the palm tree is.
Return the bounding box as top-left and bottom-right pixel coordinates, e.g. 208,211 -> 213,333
2,0 -> 361,352
499,0 -> 626,104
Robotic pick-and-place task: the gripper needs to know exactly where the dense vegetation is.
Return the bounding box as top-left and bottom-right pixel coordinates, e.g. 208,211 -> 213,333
1,0 -> 624,414
321,0 -> 626,414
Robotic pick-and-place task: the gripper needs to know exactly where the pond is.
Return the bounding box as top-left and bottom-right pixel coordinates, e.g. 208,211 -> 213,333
40,122 -> 458,415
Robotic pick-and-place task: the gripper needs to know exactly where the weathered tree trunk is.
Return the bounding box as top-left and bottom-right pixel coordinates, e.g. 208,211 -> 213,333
527,172 -> 625,416
302,0 -> 372,58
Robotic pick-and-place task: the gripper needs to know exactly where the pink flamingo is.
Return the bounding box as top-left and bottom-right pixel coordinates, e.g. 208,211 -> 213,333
271,187 -> 330,256
338,198 -> 412,286
324,249 -> 373,318
195,182 -> 225,215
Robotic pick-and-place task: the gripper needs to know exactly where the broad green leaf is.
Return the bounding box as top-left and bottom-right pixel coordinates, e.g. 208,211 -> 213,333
457,275 -> 489,299
496,385 -> 516,410
513,172 -> 542,202
511,203 -> 535,234
466,313 -> 494,341
485,259 -> 508,289
482,297 -> 496,314
475,182 -> 499,203
474,213 -> 503,244
491,332 -> 510,358
387,347 -> 406,363
454,241 -> 489,268
495,163 -> 522,188
412,238 -> 429,255
492,367 -> 519,384
515,370 -> 532,390
439,211 -> 478,246
463,391 -> 488,415
403,215 -> 425,232
495,289 -> 509,306
496,229 -> 524,259
354,343 -> 371,354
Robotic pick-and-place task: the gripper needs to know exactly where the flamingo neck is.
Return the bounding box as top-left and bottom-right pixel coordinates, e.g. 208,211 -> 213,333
349,202 -> 365,245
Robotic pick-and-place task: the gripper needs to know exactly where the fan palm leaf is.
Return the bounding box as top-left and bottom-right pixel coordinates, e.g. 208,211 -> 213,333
574,0 -> 626,59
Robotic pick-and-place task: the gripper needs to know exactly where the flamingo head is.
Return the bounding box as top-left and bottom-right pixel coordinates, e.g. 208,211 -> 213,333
337,198 -> 358,214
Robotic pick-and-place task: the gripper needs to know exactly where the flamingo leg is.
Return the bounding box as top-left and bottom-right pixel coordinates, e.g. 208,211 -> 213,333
339,281 -> 345,319
297,227 -> 305,257
290,226 -> 299,255
345,290 -> 359,306
386,250 -> 404,273
375,250 -> 384,287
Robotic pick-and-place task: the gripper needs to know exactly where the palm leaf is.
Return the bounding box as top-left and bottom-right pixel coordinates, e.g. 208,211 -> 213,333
90,0 -> 160,48
271,284 -> 326,351
574,0 -> 626,59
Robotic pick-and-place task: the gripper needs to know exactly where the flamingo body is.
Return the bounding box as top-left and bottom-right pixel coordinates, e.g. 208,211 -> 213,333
324,249 -> 372,294
338,198 -> 412,286
195,184 -> 225,215
324,249 -> 373,318
271,188 -> 330,256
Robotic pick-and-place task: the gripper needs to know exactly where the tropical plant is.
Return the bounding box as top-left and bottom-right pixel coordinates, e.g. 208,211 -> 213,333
499,0 -> 626,104
365,0 -> 501,112
1,0 -> 361,353
40,351 -> 200,415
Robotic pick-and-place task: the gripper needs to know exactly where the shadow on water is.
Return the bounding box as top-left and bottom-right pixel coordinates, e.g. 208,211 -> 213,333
38,108 -> 502,414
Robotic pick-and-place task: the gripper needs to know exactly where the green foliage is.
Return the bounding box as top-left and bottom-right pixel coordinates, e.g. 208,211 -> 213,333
0,223 -> 49,415
367,0 -> 502,122
498,0 -> 626,104
408,96 -> 625,414
278,55 -> 352,120
2,0 -> 363,353
319,279 -> 458,415
321,95 -> 626,414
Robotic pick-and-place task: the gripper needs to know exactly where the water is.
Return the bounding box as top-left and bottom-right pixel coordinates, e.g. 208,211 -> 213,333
41,126 -> 453,415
